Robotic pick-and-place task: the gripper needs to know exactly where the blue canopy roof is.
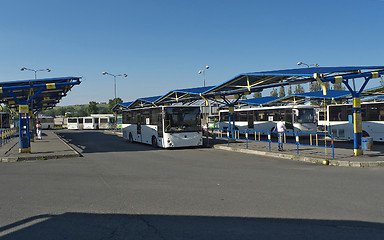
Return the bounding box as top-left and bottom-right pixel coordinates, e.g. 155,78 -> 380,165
114,66 -> 384,111
203,66 -> 384,96
0,76 -> 81,112
239,96 -> 280,106
155,86 -> 215,104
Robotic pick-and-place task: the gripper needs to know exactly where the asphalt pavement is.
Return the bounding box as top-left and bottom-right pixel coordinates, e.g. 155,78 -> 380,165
1,130 -> 384,239
1,129 -> 383,167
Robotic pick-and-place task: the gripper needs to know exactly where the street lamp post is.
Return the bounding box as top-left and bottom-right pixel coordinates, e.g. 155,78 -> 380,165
297,62 -> 320,93
198,65 -> 210,87
198,65 -> 210,137
102,72 -> 127,107
20,67 -> 51,79
102,72 -> 127,131
297,62 -> 319,68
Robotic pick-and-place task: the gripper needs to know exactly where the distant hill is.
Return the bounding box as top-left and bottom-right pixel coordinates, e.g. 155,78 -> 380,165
41,103 -> 112,117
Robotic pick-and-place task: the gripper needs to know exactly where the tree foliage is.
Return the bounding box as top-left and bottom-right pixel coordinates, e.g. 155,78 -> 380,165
270,88 -> 278,97
294,84 -> 305,94
253,92 -> 262,98
287,85 -> 292,95
278,86 -> 285,97
108,98 -> 123,113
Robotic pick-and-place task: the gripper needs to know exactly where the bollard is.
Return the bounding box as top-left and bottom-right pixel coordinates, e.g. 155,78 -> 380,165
296,134 -> 300,154
316,134 -> 318,146
268,133 -> 271,151
246,131 -> 248,149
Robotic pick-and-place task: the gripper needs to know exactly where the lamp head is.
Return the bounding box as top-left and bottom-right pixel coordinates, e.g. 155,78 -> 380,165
20,67 -> 26,71
102,72 -> 108,75
314,64 -> 319,67
297,62 -> 303,66
205,65 -> 209,69
198,70 -> 203,74
46,68 -> 51,72
123,74 -> 127,77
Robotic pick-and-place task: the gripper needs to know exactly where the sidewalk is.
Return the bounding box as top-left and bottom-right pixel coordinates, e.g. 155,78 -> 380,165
210,137 -> 384,167
0,130 -> 80,162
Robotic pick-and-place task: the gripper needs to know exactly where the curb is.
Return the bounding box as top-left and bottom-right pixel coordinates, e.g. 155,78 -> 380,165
54,131 -> 83,157
213,145 -> 384,168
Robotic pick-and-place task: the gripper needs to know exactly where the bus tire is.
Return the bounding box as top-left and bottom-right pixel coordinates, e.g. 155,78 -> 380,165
129,133 -> 134,143
152,136 -> 158,148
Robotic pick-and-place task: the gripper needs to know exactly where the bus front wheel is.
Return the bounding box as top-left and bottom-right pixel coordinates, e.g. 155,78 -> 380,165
152,136 -> 158,148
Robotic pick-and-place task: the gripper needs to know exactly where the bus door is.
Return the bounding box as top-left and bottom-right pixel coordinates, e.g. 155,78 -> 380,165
248,111 -> 254,129
136,113 -> 142,141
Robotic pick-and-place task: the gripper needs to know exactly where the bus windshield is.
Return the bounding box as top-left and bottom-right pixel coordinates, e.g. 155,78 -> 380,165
296,109 -> 315,123
164,107 -> 201,133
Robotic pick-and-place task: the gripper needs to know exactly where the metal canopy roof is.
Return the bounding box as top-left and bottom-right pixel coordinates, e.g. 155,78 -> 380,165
238,96 -> 280,106
114,66 -> 384,111
266,90 -> 352,105
155,86 -> 215,105
0,77 -> 81,113
203,66 -> 384,96
126,95 -> 163,109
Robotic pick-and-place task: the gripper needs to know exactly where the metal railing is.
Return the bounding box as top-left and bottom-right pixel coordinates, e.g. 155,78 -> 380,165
212,128 -> 334,158
0,128 -> 18,147
107,123 -> 122,132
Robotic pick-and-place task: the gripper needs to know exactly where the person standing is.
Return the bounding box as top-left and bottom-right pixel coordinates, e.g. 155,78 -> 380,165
36,120 -> 42,140
276,117 -> 286,151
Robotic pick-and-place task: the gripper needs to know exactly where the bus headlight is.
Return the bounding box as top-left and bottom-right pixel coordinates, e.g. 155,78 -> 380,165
167,138 -> 174,147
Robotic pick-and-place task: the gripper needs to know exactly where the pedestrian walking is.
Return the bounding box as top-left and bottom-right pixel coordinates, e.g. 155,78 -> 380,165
36,120 -> 42,140
276,117 -> 286,151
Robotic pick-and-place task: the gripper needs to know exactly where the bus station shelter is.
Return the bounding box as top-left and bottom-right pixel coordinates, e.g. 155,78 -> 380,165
117,66 -> 384,156
0,77 -> 81,153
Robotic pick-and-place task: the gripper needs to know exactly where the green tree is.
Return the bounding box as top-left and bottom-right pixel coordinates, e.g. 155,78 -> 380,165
108,98 -> 123,113
270,88 -> 278,97
287,85 -> 292,95
87,101 -> 98,115
278,86 -> 285,97
294,84 -> 305,94
309,82 -> 322,92
253,92 -> 262,98
333,82 -> 346,90
77,106 -> 88,117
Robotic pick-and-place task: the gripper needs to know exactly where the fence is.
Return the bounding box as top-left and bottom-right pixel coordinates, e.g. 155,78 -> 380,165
0,128 -> 18,147
212,128 -> 334,159
107,123 -> 122,132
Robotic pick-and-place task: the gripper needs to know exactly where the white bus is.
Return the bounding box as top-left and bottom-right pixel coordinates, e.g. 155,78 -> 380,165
326,102 -> 384,142
37,116 -> 54,129
218,105 -> 317,135
67,117 -> 83,130
122,106 -> 203,148
83,116 -> 99,130
90,114 -> 114,129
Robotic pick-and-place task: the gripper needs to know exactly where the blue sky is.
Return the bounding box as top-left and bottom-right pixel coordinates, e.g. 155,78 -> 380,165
1,0 -> 383,106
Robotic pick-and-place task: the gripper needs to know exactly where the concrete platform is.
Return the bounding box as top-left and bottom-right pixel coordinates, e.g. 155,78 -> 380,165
209,137 -> 384,167
0,130 -> 80,162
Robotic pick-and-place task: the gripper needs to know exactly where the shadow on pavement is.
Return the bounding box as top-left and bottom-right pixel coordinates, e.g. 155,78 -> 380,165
56,130 -> 157,154
1,212 -> 383,240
